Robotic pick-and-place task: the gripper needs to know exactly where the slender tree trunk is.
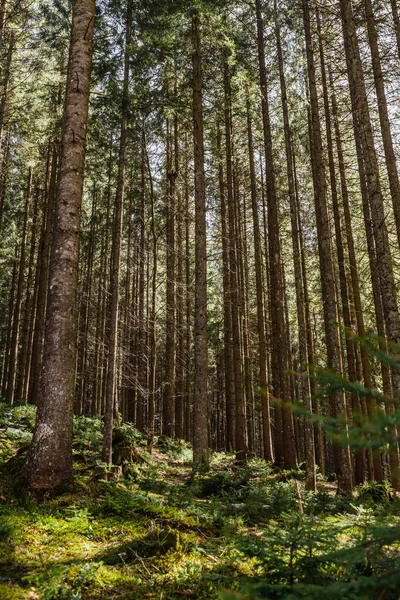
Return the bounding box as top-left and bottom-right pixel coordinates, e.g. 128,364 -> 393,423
318,12 -> 365,484
163,117 -> 177,437
102,0 -> 131,465
275,0 -> 315,488
390,0 -> 400,61
217,125 -> 235,452
6,168 -> 32,405
256,0 -> 295,468
136,134 -> 147,432
176,185 -> 185,439
0,131 -> 10,233
246,92 -> 273,462
184,154 -> 192,442
0,30 -> 13,149
339,0 -> 400,487
224,57 -> 247,463
364,0 -> 400,246
25,0 -> 95,491
303,0 -> 353,493
1,246 -> 18,396
329,67 -> 383,482
146,137 -> 157,450
29,147 -> 58,406
16,184 -> 39,404
192,12 -> 209,469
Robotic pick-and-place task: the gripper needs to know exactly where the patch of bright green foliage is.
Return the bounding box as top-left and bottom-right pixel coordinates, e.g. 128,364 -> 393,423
0,403 -> 400,599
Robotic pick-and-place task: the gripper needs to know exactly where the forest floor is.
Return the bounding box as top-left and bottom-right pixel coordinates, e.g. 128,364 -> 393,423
0,404 -> 400,600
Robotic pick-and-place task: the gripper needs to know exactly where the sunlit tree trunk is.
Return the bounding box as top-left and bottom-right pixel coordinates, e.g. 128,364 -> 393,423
25,0 -> 95,491
192,11 -> 209,469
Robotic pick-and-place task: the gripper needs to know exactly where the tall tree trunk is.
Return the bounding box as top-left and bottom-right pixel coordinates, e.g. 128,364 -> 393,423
6,168 -> 32,405
176,183 -> 185,440
146,136 -> 157,450
339,0 -> 400,487
329,67 -> 383,482
318,12 -> 365,484
136,133 -> 147,432
28,147 -> 58,406
275,0 -> 315,488
217,125 -> 235,452
256,0 -> 295,468
102,0 -> 131,465
16,184 -> 39,404
224,57 -> 247,463
1,246 -> 18,396
390,0 -> 400,61
163,116 -> 177,437
25,0 -> 95,491
192,12 -> 209,469
246,92 -> 273,462
364,0 -> 400,246
0,30 -> 13,149
303,0 -> 353,493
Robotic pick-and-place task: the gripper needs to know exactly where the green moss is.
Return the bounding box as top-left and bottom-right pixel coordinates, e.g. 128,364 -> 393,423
1,407 -> 400,600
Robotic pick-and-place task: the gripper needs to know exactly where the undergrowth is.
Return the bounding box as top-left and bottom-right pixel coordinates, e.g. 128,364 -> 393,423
0,403 -> 400,599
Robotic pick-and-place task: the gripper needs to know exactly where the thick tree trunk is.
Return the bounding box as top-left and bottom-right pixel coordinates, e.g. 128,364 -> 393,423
25,0 -> 95,491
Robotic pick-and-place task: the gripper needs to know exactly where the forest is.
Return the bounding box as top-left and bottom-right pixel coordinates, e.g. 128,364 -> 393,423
1,0 -> 400,597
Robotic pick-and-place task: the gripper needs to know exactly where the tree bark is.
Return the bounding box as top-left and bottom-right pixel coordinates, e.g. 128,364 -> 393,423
192,12 -> 209,469
256,0 -> 295,468
275,0 -> 315,488
303,0 -> 353,493
246,91 -> 273,462
6,168 -> 32,405
102,0 -> 131,465
364,0 -> 400,247
25,0 -> 95,491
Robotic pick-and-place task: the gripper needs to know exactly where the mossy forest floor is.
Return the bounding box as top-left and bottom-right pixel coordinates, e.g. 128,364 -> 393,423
1,404 -> 400,600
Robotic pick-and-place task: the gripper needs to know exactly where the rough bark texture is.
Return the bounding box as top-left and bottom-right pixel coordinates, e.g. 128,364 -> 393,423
6,168 -> 31,405
192,13 -> 209,469
224,57 -> 247,463
246,93 -> 272,462
303,0 -> 353,493
217,126 -> 235,452
364,0 -> 400,247
275,0 -> 315,488
25,0 -> 95,491
390,0 -> 400,61
163,117 -> 177,437
102,0 -> 131,465
339,0 -> 400,487
256,0 -> 296,468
